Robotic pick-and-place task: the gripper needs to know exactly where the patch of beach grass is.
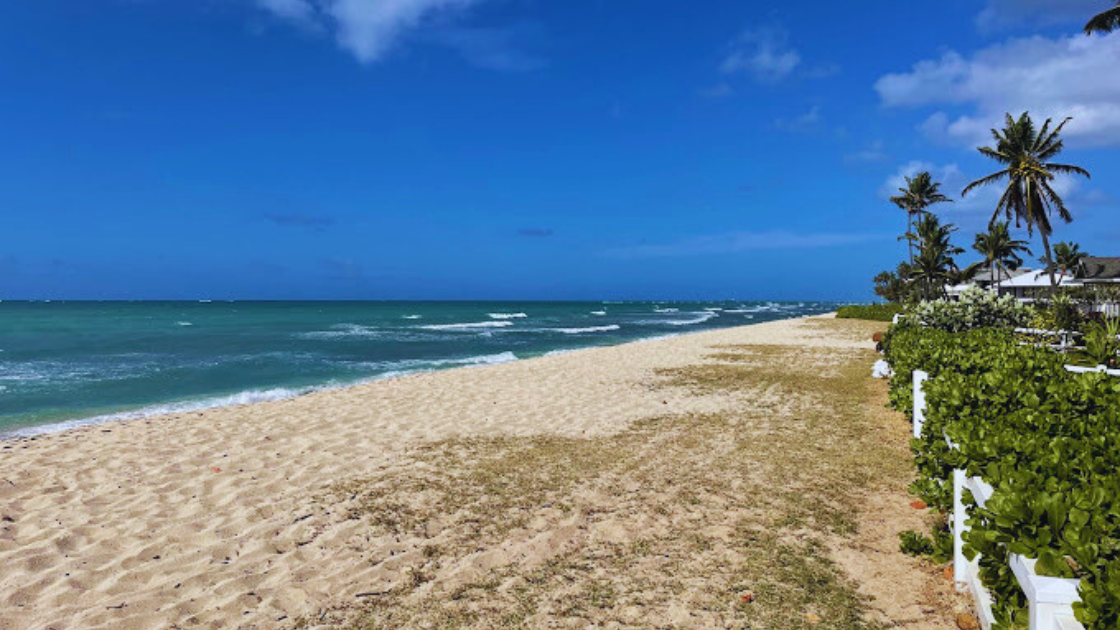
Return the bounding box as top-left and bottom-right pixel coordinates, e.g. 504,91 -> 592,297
311,324 -> 912,629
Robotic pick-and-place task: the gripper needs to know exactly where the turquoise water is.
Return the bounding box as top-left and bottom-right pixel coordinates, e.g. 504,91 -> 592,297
0,300 -> 834,436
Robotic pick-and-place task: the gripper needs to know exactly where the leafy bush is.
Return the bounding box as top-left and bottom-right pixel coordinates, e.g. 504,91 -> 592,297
836,303 -> 903,322
899,526 -> 953,563
1083,318 -> 1120,368
885,323 -> 1120,629
901,287 -> 1030,333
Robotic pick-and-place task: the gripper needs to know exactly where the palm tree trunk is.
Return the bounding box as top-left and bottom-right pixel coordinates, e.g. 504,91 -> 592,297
907,213 -> 914,265
1041,231 -> 1058,292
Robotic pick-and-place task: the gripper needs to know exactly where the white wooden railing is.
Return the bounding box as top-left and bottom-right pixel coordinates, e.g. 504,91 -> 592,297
913,375 -> 1087,630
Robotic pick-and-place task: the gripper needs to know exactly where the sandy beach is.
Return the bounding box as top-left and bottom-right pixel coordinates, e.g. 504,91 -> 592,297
0,315 -> 965,629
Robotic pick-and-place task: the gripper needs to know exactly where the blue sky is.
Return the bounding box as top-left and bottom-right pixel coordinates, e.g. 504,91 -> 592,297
2,0 -> 1118,301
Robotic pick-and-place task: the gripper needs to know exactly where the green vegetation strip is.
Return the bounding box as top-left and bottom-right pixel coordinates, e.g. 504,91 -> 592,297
836,304 -> 904,322
885,321 -> 1120,629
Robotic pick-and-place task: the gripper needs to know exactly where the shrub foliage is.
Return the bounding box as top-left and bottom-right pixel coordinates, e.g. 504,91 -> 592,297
885,318 -> 1120,629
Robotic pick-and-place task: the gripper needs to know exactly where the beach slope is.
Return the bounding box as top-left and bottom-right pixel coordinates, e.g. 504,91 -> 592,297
0,315 -> 962,629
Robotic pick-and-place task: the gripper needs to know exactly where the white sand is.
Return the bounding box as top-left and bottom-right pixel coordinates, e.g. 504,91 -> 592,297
0,315 -> 862,630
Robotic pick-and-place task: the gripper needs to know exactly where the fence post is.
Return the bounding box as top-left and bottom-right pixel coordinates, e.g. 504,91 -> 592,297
913,370 -> 929,439
953,469 -> 969,590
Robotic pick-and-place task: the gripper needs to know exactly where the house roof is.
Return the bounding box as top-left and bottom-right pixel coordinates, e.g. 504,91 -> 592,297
970,264 -> 1030,283
1077,257 -> 1120,281
999,270 -> 1082,289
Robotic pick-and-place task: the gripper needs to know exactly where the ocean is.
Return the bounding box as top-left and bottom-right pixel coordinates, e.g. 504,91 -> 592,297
0,300 -> 834,437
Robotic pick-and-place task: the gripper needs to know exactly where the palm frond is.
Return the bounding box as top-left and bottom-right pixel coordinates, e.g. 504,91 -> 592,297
1085,5 -> 1120,34
963,170 -> 1008,196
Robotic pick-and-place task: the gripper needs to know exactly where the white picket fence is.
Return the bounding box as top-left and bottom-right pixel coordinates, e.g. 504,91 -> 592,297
912,372 -> 1086,630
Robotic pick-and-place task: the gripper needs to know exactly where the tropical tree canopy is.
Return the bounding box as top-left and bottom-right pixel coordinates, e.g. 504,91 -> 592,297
962,112 -> 1090,288
908,214 -> 963,300
1085,1 -> 1120,34
973,222 -> 1031,289
891,171 -> 953,265
1047,241 -> 1088,275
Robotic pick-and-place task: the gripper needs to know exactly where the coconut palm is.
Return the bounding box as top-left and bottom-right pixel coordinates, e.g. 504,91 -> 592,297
909,214 -> 963,300
1086,1 -> 1120,34
973,222 -> 1032,291
961,112 -> 1091,289
1045,241 -> 1088,276
891,172 -> 954,264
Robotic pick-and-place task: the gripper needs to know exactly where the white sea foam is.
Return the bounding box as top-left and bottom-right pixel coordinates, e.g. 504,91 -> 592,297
176,321 -> 193,327
402,314 -> 422,320
552,325 -> 621,334
653,307 -> 679,313
663,312 -> 718,326
4,386 -> 319,439
590,311 -> 607,316
422,321 -> 514,331
2,352 -> 522,439
488,313 -> 528,320
299,323 -> 382,339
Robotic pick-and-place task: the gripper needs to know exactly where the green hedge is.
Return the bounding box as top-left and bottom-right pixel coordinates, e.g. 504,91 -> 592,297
835,303 -> 903,322
886,325 -> 1120,629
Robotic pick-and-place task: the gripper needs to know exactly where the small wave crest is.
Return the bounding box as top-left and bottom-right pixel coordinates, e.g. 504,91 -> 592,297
663,312 -> 718,326
552,325 -> 621,334
488,313 -> 528,320
299,323 -> 381,339
402,314 -> 422,320
176,321 -> 193,327
590,311 -> 607,316
422,321 -> 514,331
653,307 -> 679,313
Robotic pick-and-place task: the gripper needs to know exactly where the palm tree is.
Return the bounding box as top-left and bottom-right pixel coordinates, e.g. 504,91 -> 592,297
1046,241 -> 1088,276
1086,2 -> 1120,34
973,222 -> 1031,291
909,214 -> 963,300
891,172 -> 954,264
961,113 -> 1091,289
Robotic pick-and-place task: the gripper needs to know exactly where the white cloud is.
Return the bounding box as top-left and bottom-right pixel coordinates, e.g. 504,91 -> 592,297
253,0 -> 500,65
976,0 -> 1102,31
721,26 -> 801,82
327,0 -> 475,63
604,231 -> 884,259
875,32 -> 1120,147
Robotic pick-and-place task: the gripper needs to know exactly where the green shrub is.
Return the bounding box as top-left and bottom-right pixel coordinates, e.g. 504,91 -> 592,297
836,303 -> 903,322
902,287 -> 1030,333
885,323 -> 1120,629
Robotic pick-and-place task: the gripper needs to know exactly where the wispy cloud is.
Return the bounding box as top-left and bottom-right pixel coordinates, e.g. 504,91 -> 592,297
718,25 -> 837,84
265,213 -> 335,232
774,105 -> 822,132
720,26 -> 801,83
252,0 -> 540,69
516,227 -> 554,238
875,32 -> 1120,147
844,140 -> 888,164
604,231 -> 885,259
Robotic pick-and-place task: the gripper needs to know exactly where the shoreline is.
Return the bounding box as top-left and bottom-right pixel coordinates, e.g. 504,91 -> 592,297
0,314 -> 812,442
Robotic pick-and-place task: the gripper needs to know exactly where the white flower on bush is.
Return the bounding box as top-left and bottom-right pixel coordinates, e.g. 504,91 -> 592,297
903,288 -> 1029,332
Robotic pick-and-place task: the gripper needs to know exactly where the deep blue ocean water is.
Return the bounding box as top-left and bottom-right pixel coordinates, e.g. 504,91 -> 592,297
0,300 -> 834,436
